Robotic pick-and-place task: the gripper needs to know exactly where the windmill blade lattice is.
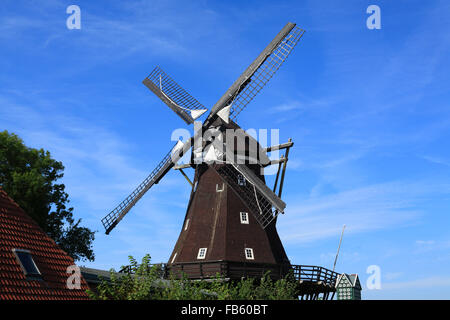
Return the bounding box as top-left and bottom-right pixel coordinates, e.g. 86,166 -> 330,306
143,66 -> 207,124
101,140 -> 192,234
229,26 -> 305,120
214,164 -> 284,228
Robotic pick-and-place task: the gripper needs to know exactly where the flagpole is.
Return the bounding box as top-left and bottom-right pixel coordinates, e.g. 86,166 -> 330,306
333,224 -> 346,272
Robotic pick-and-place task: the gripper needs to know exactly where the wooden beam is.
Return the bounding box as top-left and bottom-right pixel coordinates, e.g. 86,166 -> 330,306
264,141 -> 294,152
263,156 -> 286,168
178,168 -> 193,187
173,163 -> 192,170
277,138 -> 292,199
272,156 -> 283,193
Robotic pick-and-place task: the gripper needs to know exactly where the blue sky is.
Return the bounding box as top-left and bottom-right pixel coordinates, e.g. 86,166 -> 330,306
1,0 -> 450,299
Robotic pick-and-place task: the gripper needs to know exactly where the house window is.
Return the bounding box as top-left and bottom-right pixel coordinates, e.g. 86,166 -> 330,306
216,183 -> 224,192
12,249 -> 41,278
245,248 -> 254,260
237,174 -> 246,186
184,218 -> 190,231
240,212 -> 249,224
171,252 -> 177,264
197,248 -> 207,259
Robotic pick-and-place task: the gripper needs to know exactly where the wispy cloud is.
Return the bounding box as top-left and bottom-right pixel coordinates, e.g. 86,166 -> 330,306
384,272 -> 404,281
413,239 -> 450,255
0,90 -> 194,268
0,91 -> 177,212
278,180 -> 450,244
0,1 -> 232,75
420,155 -> 450,167
415,240 -> 435,246
382,276 -> 450,290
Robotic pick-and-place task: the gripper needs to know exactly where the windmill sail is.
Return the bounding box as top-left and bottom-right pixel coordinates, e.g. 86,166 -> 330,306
101,139 -> 192,234
229,25 -> 305,120
210,139 -> 286,228
143,66 -> 207,124
207,22 -> 305,123
213,163 -> 284,228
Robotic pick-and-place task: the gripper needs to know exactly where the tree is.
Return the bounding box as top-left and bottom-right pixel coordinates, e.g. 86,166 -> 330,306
0,130 -> 95,261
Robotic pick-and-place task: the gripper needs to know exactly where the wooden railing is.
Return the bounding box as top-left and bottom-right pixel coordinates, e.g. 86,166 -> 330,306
290,265 -> 339,287
119,261 -> 339,287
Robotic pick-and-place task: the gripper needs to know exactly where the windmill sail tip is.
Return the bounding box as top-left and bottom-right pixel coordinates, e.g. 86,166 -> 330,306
190,109 -> 208,120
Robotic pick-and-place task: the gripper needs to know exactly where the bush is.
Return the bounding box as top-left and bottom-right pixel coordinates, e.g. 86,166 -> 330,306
87,255 -> 298,300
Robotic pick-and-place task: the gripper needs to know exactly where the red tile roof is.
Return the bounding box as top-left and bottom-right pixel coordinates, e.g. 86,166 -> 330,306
0,188 -> 90,300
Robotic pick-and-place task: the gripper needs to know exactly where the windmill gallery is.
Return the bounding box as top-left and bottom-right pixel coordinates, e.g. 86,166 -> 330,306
100,22 -> 356,300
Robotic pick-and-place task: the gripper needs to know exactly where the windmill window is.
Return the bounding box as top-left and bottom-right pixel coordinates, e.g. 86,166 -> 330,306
237,174 -> 246,186
12,249 -> 41,279
193,181 -> 198,192
216,183 -> 224,192
245,248 -> 254,260
171,252 -> 177,264
240,212 -> 249,224
184,219 -> 190,231
197,248 -> 207,259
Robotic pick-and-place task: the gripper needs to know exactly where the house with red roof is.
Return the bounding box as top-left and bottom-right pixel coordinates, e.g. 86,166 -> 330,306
0,188 -> 90,300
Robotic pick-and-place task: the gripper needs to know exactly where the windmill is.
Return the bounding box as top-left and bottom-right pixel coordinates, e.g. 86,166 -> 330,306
102,22 -> 305,280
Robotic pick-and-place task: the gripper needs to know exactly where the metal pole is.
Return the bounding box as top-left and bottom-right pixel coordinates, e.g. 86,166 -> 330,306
333,225 -> 346,272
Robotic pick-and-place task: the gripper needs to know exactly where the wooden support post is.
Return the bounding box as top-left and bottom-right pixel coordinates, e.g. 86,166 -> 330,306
178,168 -> 194,187
277,138 -> 292,199
272,157 -> 283,193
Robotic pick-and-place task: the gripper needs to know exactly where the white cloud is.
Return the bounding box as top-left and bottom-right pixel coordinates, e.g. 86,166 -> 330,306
416,240 -> 435,246
384,272 -> 403,281
420,155 -> 450,167
278,180 -> 450,244
0,89 -> 196,267
382,276 -> 450,290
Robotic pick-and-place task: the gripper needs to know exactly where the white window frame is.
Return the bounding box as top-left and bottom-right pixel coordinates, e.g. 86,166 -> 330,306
184,218 -> 190,231
216,183 -> 224,192
197,248 -> 207,259
244,248 -> 254,260
171,252 -> 177,264
240,212 -> 249,224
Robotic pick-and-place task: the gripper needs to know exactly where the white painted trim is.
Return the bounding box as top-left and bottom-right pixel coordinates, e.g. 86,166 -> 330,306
197,248 -> 207,259
240,212 -> 249,224
216,183 -> 224,192
244,248 -> 254,260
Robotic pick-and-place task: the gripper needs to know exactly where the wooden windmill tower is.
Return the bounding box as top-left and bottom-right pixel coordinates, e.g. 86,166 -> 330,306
102,22 -> 305,280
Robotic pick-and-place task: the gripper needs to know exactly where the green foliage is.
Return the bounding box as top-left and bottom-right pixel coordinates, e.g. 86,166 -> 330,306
88,255 -> 299,300
0,130 -> 95,261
